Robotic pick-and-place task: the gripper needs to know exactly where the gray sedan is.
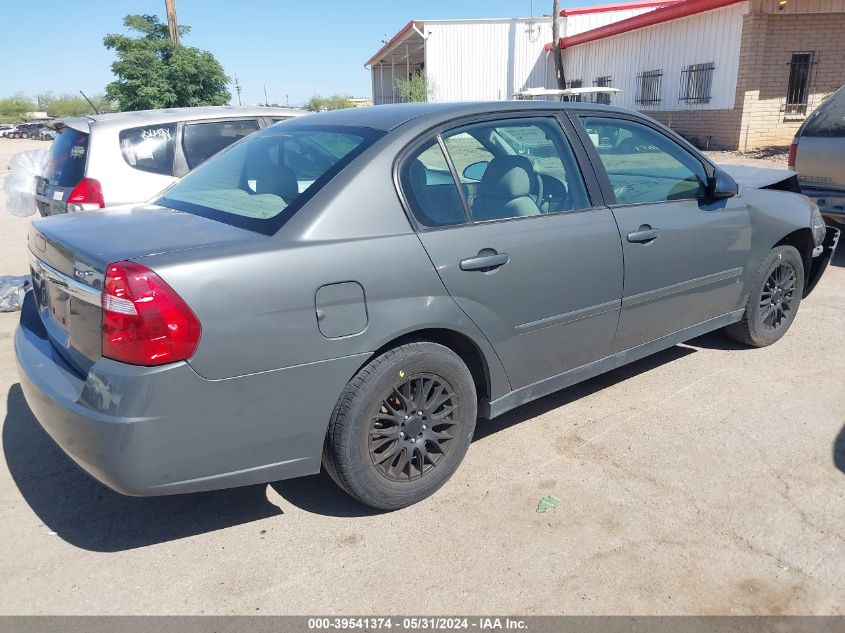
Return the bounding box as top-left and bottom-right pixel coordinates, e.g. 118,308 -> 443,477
15,102 -> 840,509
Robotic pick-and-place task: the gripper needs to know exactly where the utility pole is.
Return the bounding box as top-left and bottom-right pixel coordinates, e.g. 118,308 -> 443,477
234,76 -> 243,106
286,94 -> 289,107
264,85 -> 269,107
552,0 -> 566,89
165,0 -> 180,45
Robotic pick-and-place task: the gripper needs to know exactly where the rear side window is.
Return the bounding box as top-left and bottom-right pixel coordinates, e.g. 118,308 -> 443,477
46,129 -> 89,187
119,123 -> 176,175
182,119 -> 260,169
159,125 -> 383,235
400,140 -> 468,228
802,89 -> 845,138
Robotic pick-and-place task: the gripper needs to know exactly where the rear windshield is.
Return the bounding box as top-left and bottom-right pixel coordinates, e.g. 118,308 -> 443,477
46,128 -> 89,187
802,88 -> 845,138
158,124 -> 383,234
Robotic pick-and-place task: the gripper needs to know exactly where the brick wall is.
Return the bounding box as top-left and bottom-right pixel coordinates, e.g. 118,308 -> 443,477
737,11 -> 845,149
643,10 -> 845,150
645,109 -> 742,149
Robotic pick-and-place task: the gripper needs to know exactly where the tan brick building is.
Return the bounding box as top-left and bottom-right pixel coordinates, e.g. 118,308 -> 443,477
557,0 -> 845,149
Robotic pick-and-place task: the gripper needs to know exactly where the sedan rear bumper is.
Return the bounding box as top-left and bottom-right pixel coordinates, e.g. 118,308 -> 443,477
15,291 -> 367,496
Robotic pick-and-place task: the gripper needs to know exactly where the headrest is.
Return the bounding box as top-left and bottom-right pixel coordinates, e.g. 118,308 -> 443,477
479,155 -> 535,198
408,158 -> 428,192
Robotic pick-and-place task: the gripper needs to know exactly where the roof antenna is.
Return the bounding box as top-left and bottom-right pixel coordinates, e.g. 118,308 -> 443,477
79,90 -> 101,115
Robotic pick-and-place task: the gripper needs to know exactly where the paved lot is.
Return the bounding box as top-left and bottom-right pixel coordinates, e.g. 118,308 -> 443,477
0,137 -> 843,615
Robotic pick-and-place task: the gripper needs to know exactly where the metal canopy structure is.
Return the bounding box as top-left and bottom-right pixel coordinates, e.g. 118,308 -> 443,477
367,21 -> 427,105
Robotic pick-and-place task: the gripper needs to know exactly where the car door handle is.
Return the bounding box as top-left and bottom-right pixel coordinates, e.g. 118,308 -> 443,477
627,225 -> 660,243
460,251 -> 510,271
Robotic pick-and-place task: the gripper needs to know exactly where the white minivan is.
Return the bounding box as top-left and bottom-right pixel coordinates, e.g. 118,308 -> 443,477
34,106 -> 304,216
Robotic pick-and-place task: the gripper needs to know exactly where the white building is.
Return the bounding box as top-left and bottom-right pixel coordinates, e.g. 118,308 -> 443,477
366,1 -> 680,104
366,0 -> 845,149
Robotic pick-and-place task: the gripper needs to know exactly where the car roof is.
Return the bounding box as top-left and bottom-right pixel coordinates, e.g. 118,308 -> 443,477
290,101 -> 633,132
53,106 -> 305,133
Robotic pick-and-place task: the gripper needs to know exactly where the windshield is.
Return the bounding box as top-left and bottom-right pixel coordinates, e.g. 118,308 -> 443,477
159,124 -> 384,234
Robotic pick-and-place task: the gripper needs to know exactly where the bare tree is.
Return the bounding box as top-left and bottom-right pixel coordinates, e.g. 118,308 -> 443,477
552,0 -> 566,89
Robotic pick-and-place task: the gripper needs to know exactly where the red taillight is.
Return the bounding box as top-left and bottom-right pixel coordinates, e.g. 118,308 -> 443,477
787,141 -> 797,169
67,177 -> 105,209
102,261 -> 201,366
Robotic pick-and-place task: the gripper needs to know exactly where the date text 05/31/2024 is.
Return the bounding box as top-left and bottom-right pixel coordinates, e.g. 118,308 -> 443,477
307,617 -> 528,630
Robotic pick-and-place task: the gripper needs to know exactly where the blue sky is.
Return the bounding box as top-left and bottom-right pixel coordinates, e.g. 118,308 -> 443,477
0,0 -> 604,107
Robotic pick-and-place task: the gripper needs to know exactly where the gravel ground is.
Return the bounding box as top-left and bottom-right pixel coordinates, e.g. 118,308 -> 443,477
0,137 -> 842,615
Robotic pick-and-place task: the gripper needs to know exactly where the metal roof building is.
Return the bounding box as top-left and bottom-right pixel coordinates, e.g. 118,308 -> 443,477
366,0 -> 845,149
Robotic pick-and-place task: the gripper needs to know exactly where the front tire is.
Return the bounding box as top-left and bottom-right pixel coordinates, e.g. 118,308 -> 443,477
724,245 -> 804,347
323,342 -> 477,510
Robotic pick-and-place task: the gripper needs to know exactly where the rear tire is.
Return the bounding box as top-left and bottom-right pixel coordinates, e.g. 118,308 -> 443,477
724,245 -> 804,347
323,342 -> 477,510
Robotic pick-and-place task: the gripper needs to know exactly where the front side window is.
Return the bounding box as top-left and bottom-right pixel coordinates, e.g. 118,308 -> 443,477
182,119 -> 260,169
785,52 -> 814,115
119,123 -> 176,175
159,124 -> 383,234
441,117 -> 590,222
580,116 -> 708,205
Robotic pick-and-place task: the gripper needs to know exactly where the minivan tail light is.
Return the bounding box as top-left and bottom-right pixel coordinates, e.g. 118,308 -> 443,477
67,177 -> 105,210
787,141 -> 797,169
102,261 -> 201,366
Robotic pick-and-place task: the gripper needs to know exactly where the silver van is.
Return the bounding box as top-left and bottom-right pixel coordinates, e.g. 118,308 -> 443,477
790,84 -> 845,226
34,106 -> 304,216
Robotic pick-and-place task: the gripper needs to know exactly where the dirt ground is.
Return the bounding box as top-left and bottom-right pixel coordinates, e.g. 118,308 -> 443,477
0,136 -> 843,615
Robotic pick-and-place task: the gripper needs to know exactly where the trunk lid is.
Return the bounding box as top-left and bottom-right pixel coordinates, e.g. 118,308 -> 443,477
28,205 -> 261,375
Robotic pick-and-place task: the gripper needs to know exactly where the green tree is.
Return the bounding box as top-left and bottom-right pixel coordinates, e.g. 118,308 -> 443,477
304,94 -> 354,112
0,93 -> 37,122
394,73 -> 433,102
103,14 -> 230,111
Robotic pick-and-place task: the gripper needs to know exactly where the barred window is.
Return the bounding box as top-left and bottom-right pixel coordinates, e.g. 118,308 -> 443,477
785,52 -> 814,115
593,76 -> 612,105
636,70 -> 663,105
565,79 -> 583,102
680,62 -> 715,104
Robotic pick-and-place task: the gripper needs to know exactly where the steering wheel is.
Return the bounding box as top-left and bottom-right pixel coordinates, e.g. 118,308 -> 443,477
538,174 -> 570,212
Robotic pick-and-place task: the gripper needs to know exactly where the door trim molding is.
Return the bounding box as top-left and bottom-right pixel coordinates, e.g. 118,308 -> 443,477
622,267 -> 743,309
515,299 -> 620,335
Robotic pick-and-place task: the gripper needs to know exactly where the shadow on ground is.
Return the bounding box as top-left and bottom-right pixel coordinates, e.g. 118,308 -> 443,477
834,423 -> 845,476
4,342 -> 699,549
832,239 -> 845,268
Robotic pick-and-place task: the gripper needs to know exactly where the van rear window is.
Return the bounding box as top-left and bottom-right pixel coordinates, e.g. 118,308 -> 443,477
46,129 -> 89,187
119,123 -> 176,175
802,89 -> 845,138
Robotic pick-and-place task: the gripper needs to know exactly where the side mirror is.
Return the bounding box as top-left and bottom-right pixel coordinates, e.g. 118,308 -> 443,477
462,161 -> 488,182
709,167 -> 739,200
